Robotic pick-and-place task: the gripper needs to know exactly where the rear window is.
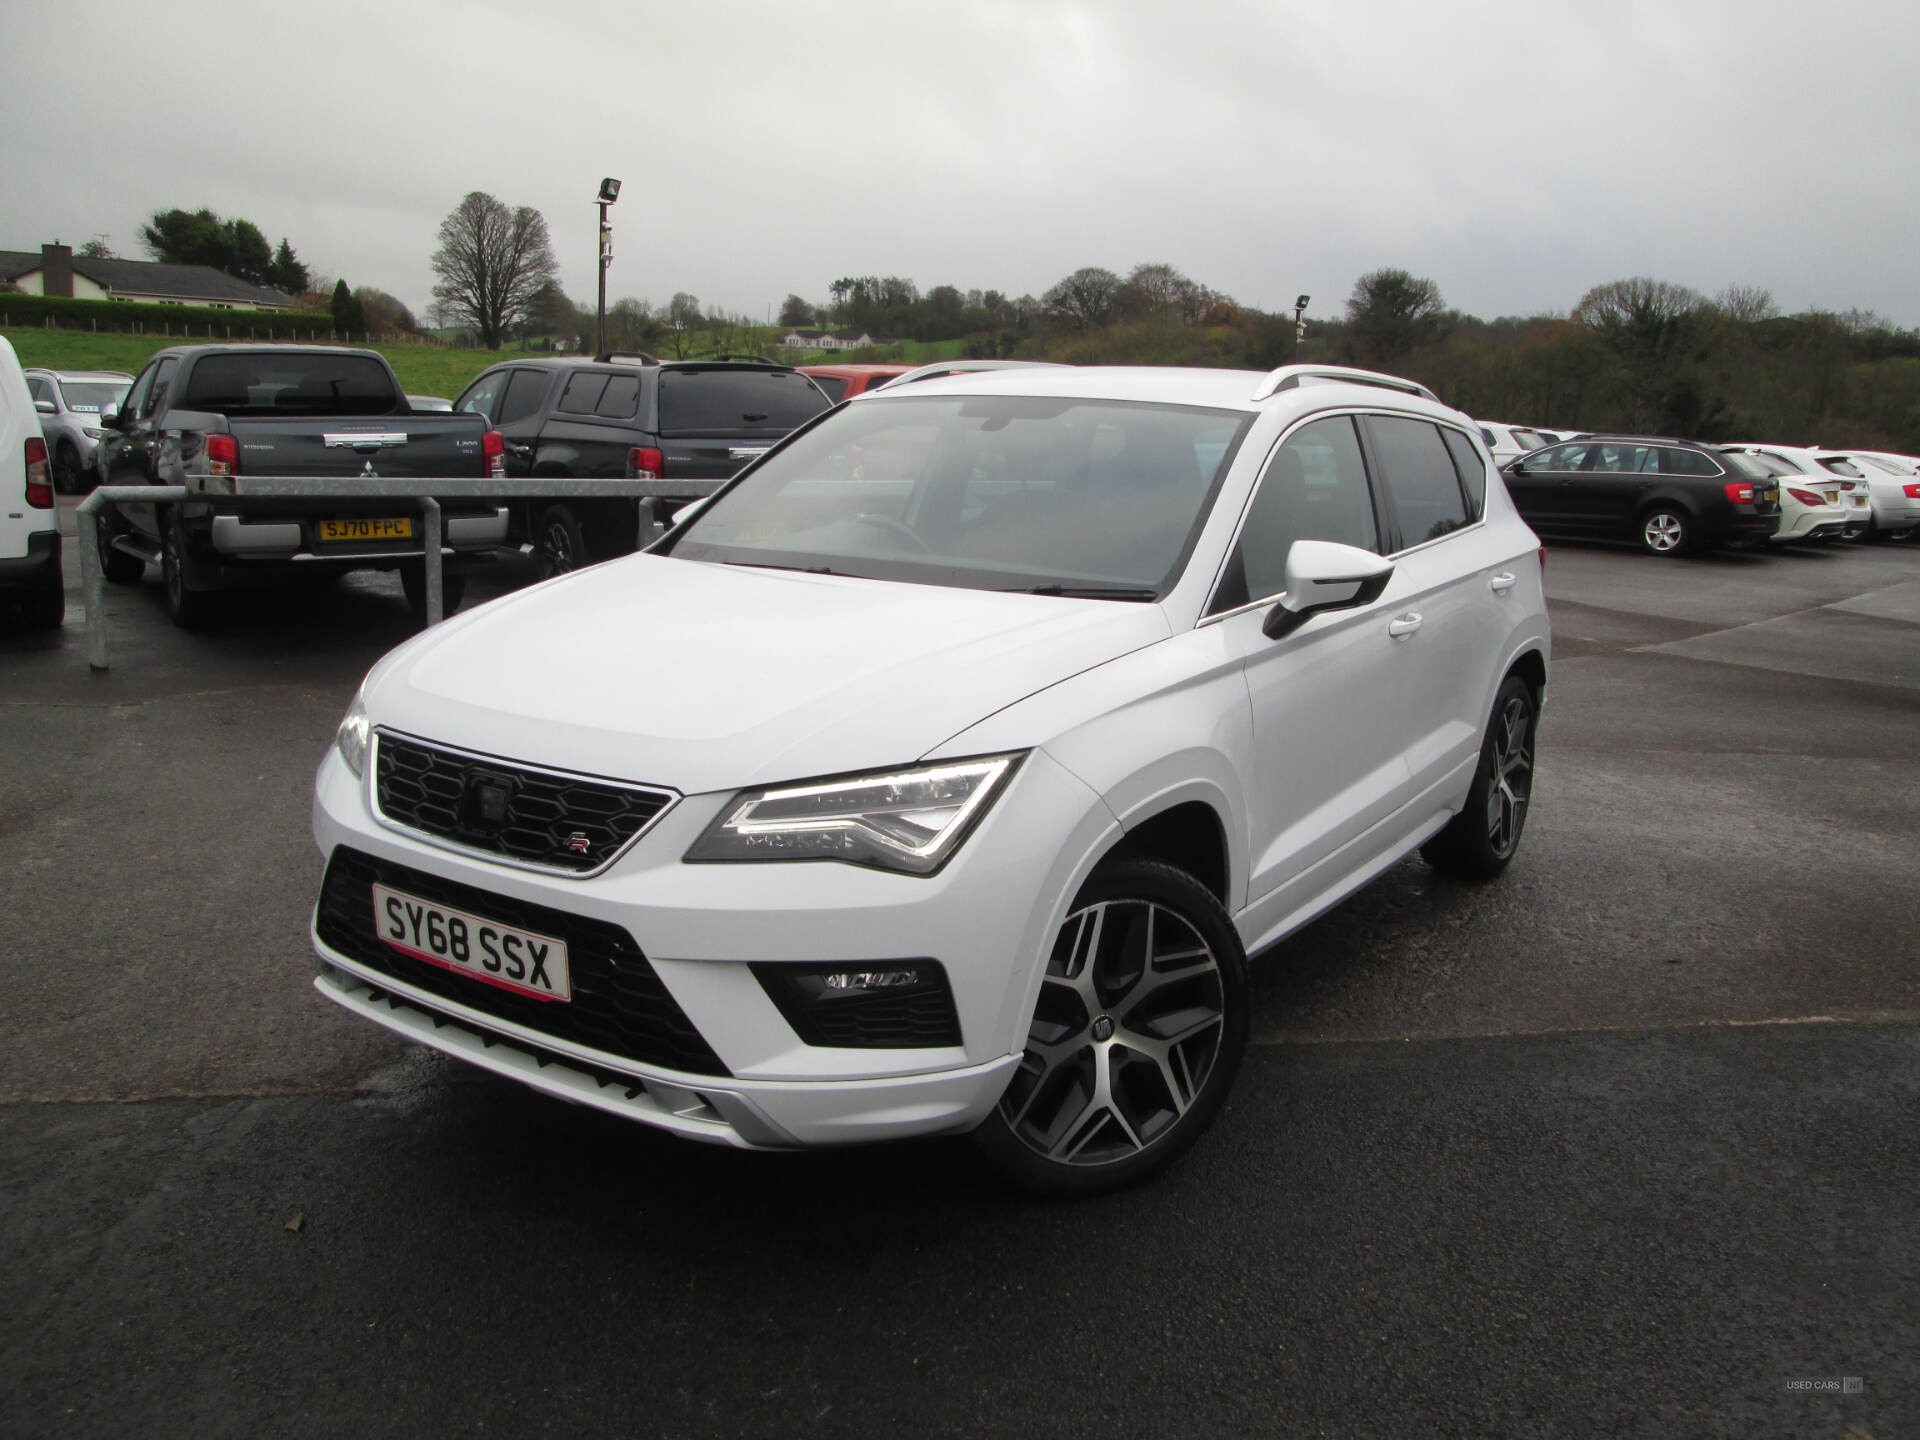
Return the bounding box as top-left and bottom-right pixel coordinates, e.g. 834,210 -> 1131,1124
657,368 -> 830,435
810,375 -> 850,403
181,353 -> 402,416
1723,451 -> 1773,480
1817,457 -> 1865,478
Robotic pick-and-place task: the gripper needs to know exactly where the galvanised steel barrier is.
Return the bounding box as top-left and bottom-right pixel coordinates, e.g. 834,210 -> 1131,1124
75,476 -> 723,670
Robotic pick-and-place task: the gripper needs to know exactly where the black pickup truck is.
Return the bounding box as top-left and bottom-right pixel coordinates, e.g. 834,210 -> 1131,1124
451,354 -> 831,572
94,345 -> 510,625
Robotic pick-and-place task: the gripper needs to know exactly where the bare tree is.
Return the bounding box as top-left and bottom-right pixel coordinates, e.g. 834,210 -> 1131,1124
1714,284 -> 1777,325
429,191 -> 559,350
1042,266 -> 1123,331
1346,268 -> 1446,368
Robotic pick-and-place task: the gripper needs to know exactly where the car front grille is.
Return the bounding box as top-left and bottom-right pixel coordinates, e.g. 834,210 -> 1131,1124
315,846 -> 729,1077
373,730 -> 674,874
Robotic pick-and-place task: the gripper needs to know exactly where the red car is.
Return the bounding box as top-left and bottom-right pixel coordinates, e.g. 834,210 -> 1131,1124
797,363 -> 913,403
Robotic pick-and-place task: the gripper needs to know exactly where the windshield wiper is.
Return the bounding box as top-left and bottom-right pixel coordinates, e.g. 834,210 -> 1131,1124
1009,585 -> 1159,601
724,560 -> 836,575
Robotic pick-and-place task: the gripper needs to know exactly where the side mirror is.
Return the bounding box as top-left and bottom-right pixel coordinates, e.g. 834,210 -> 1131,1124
99,409 -> 126,431
1506,460 -> 1526,476
1262,540 -> 1395,640
34,399 -> 56,416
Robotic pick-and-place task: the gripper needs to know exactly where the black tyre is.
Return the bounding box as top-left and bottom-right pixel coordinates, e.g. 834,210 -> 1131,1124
96,513 -> 144,584
53,443 -> 85,496
1638,506 -> 1692,556
534,504 -> 589,577
400,562 -> 466,620
1422,673 -> 1539,880
161,510 -> 219,629
974,859 -> 1248,1197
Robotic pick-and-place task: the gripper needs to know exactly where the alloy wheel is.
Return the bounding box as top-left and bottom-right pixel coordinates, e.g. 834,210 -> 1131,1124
1643,512 -> 1684,552
540,519 -> 577,573
997,896 -> 1226,1167
1484,693 -> 1534,857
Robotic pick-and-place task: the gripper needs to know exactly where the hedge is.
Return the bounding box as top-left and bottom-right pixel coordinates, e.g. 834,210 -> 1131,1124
0,292 -> 334,341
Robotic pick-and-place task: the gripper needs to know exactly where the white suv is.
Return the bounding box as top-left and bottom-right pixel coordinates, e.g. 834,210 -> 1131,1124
0,337 -> 64,630
310,363 -> 1550,1194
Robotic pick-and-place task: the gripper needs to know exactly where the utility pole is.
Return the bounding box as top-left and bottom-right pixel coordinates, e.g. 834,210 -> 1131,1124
595,177 -> 621,356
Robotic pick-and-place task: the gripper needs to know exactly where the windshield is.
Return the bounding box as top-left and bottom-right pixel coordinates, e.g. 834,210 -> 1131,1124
59,381 -> 130,411
665,394 -> 1253,598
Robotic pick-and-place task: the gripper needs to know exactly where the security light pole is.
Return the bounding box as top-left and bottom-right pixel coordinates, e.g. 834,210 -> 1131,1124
1292,294 -> 1310,363
595,177 -> 621,357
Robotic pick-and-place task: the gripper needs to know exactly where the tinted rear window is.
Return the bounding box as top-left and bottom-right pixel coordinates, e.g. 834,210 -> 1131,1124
657,369 -> 830,435
181,354 -> 401,416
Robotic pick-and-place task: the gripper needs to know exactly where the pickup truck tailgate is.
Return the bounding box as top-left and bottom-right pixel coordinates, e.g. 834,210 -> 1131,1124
227,416 -> 488,478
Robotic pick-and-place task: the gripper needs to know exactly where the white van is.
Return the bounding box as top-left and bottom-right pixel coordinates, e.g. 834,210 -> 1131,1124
0,336 -> 64,629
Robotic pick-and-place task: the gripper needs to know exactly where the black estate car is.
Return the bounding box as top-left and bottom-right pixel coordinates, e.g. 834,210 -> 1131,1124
453,355 -> 831,572
1502,436 -> 1781,555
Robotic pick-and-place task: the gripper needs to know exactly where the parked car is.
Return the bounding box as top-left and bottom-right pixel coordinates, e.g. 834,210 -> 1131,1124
1,337 -> 63,629
23,367 -> 133,493
1475,420 -> 1557,468
93,345 -> 510,625
1503,435 -> 1781,555
797,363 -> 913,403
1716,445 -> 1862,543
452,355 -> 831,573
1812,450 -> 1920,540
309,362 -> 1550,1195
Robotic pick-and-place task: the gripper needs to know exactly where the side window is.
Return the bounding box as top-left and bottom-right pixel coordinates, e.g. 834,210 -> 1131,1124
1212,415 -> 1378,612
142,358 -> 179,419
1365,415 -> 1471,547
1530,442 -> 1585,472
27,376 -> 54,406
811,375 -> 850,403
596,373 -> 641,418
557,373 -> 608,414
1438,427 -> 1487,519
122,364 -> 159,421
498,369 -> 551,425
457,371 -> 509,423
1659,447 -> 1721,476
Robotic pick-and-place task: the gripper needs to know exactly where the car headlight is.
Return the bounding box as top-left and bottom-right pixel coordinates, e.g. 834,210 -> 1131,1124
685,754 -> 1024,875
83,426 -> 107,439
334,692 -> 371,778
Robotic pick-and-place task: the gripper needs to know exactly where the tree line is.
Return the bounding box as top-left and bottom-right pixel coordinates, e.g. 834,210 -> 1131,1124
100,190 -> 1920,451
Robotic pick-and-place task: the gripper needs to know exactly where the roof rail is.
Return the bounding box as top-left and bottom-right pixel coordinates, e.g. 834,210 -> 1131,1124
1251,364 -> 1438,404
594,350 -> 661,365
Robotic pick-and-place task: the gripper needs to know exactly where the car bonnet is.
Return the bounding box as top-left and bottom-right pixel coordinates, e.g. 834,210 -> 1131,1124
363,552 -> 1171,796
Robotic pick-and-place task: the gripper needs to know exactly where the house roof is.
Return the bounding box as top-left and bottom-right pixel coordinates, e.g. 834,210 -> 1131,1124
0,250 -> 291,306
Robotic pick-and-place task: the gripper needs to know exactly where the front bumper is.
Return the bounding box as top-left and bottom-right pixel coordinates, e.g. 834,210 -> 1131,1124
310,741 -> 1117,1148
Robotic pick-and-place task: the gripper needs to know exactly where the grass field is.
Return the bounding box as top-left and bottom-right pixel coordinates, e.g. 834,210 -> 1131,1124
3,327 -> 958,402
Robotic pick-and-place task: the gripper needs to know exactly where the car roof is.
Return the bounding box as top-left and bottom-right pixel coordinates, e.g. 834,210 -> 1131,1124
24,368 -> 134,381
858,363 -> 1479,429
798,363 -> 913,378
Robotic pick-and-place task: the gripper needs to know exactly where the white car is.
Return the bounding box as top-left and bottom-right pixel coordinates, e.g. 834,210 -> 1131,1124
310,363 -> 1550,1194
1475,420 -> 1557,468
1817,450 -> 1920,540
1718,445 -> 1860,542
0,337 -> 64,629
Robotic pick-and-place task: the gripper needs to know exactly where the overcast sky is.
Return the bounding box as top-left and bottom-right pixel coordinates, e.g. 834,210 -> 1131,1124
8,0 -> 1919,327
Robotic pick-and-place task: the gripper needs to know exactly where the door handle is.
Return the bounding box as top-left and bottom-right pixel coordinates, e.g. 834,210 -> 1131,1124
1387,612 -> 1424,637
1488,572 -> 1517,593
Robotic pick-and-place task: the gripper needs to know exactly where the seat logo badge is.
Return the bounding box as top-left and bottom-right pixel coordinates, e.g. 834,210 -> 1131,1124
564,832 -> 592,855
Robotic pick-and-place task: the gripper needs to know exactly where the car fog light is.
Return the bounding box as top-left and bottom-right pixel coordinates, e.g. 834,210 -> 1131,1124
335,693 -> 371,778
750,960 -> 961,1048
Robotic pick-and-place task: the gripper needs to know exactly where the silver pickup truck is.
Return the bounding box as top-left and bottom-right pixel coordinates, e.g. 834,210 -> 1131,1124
93,345 -> 510,626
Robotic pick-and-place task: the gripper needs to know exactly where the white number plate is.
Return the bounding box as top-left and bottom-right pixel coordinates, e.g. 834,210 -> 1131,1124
372,883 -> 571,1002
